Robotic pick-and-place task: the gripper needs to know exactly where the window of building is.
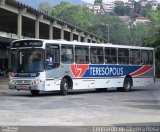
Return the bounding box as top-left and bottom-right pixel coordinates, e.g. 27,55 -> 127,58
141,50 -> 149,65
90,47 -> 104,64
75,46 -> 89,64
118,48 -> 129,64
130,49 -> 140,65
61,45 -> 74,64
105,47 -> 117,64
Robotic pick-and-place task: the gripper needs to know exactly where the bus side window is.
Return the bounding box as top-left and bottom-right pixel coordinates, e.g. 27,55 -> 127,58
90,47 -> 103,64
141,50 -> 149,65
130,49 -> 140,65
75,46 -> 89,64
97,48 -> 104,64
105,47 -> 117,64
61,45 -> 74,64
118,48 -> 129,65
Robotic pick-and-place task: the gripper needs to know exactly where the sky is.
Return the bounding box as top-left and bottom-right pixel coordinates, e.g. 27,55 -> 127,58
82,0 -> 129,3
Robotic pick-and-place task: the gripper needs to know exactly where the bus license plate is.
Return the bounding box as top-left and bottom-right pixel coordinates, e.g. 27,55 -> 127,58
19,85 -> 28,89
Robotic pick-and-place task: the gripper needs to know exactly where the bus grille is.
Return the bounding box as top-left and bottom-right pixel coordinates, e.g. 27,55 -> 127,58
16,80 -> 33,85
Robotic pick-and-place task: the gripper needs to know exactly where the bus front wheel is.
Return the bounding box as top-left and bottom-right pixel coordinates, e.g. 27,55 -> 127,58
60,78 -> 68,95
31,90 -> 40,96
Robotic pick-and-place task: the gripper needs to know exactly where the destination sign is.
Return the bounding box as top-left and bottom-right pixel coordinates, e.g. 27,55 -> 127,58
12,40 -> 43,48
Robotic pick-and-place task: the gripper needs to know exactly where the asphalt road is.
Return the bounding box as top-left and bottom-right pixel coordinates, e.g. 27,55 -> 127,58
0,80 -> 160,131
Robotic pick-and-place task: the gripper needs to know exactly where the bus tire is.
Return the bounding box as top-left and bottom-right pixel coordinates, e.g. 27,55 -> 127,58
31,90 -> 40,96
117,77 -> 132,92
60,78 -> 68,95
122,77 -> 132,92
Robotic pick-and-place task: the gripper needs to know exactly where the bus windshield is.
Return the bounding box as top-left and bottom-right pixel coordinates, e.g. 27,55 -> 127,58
11,48 -> 44,73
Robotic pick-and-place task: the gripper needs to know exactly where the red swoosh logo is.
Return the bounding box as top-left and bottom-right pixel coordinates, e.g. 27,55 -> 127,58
131,66 -> 153,77
70,64 -> 89,78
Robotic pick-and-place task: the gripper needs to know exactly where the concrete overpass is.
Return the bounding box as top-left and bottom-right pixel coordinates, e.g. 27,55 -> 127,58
0,0 -> 106,69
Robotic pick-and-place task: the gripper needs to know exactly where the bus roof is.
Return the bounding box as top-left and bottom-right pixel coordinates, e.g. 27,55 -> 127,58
12,39 -> 154,50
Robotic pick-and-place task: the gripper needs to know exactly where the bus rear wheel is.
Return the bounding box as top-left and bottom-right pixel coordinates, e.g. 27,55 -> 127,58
31,90 -> 40,96
60,78 -> 68,95
117,77 -> 132,92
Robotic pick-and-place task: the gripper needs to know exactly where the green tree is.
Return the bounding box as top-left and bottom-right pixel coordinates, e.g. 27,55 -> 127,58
52,2 -> 96,29
89,14 -> 130,44
147,10 -> 160,27
94,0 -> 102,5
114,5 -> 131,16
142,10 -> 160,40
52,2 -> 72,17
134,1 -> 142,14
141,4 -> 151,17
129,23 -> 149,46
157,4 -> 160,10
143,30 -> 160,60
143,31 -> 160,77
38,2 -> 53,15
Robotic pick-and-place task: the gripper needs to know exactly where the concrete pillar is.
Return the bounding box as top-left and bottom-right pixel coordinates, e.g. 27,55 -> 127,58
91,37 -> 96,43
61,29 -> 64,40
84,34 -> 88,42
78,32 -> 85,42
70,31 -> 73,41
79,32 -> 85,42
84,34 -> 90,42
96,38 -> 100,43
70,28 -> 76,41
35,15 -> 43,39
61,25 -> 67,40
17,8 -> 26,39
84,37 -> 88,42
17,14 -> 22,39
35,20 -> 39,39
78,35 -> 81,42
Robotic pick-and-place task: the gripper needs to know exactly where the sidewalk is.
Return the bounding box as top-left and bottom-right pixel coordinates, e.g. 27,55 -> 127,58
0,77 -> 9,84
0,77 -> 9,92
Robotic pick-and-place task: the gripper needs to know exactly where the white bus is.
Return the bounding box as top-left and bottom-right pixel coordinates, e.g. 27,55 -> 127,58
9,39 -> 155,95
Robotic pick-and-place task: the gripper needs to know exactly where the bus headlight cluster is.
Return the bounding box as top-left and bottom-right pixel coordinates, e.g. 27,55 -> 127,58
33,79 -> 43,85
9,80 -> 16,85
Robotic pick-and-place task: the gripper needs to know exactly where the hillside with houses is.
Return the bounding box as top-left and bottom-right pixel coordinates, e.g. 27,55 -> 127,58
82,0 -> 159,27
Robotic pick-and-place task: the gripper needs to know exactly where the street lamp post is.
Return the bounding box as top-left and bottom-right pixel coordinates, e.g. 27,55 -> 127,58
107,24 -> 109,43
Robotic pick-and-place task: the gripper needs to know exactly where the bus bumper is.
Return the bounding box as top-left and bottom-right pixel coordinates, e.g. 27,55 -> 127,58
9,80 -> 45,91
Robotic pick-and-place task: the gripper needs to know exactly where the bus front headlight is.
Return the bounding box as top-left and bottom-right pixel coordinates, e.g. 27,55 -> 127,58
9,80 -> 16,85
33,79 -> 43,85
